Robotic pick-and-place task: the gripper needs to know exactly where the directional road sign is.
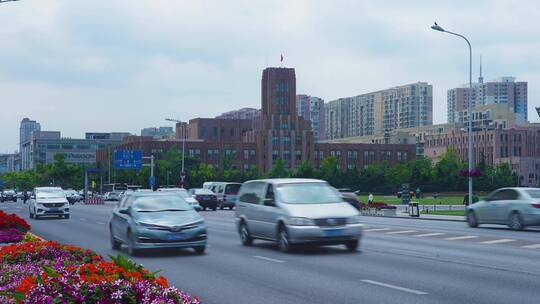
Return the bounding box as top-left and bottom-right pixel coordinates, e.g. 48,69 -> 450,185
114,150 -> 143,169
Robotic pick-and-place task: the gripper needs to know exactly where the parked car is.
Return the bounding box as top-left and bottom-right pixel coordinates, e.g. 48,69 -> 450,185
235,178 -> 363,252
158,188 -> 202,211
29,187 -> 70,219
104,191 -> 122,201
109,192 -> 207,256
64,189 -> 82,204
467,187 -> 540,230
337,189 -> 362,210
1,189 -> 17,202
189,188 -> 218,211
211,182 -> 241,210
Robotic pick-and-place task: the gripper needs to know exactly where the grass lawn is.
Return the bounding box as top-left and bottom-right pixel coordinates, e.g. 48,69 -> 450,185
358,195 -> 465,205
420,210 -> 465,216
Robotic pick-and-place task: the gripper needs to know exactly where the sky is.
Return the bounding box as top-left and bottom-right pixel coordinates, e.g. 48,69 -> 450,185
0,0 -> 539,152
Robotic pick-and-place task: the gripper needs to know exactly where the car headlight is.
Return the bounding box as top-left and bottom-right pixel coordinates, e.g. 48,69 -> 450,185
288,217 -> 315,226
347,215 -> 363,224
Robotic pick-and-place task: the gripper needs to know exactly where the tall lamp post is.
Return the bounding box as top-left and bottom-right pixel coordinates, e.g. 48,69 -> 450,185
431,22 -> 473,206
165,118 -> 186,185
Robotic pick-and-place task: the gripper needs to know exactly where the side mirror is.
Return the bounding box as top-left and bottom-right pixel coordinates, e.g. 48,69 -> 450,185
263,198 -> 275,207
118,208 -> 130,215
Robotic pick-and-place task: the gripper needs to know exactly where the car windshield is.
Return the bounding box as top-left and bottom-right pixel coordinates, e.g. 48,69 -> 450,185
132,195 -> 191,212
4,190 -> 15,194
195,189 -> 213,195
276,183 -> 343,204
525,190 -> 540,199
225,184 -> 241,194
36,190 -> 65,199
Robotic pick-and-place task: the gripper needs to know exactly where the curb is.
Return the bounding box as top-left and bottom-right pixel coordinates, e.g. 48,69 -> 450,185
362,214 -> 466,223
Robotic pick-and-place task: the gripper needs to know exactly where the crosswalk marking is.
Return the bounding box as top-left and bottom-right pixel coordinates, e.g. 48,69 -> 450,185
481,239 -> 515,245
522,243 -> 540,249
444,235 -> 479,241
364,228 -> 392,232
415,232 -> 446,237
385,230 -> 417,235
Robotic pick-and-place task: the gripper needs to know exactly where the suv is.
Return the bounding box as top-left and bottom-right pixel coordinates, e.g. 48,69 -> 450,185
64,189 -> 81,204
29,187 -> 70,219
1,189 -> 17,202
235,179 -> 363,252
213,182 -> 241,210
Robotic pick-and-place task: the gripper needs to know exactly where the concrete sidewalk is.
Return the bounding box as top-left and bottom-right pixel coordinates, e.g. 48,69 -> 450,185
362,211 -> 466,222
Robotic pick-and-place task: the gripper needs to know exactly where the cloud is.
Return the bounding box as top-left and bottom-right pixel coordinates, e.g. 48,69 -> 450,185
0,0 -> 538,152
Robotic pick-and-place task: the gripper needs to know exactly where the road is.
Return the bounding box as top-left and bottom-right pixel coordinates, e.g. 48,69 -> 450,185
2,200 -> 540,304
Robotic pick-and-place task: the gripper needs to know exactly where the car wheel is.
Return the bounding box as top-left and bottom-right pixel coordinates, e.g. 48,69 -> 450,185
212,206 -> 217,211
110,229 -> 121,250
229,206 -> 234,210
345,240 -> 359,251
239,222 -> 253,246
64,214 -> 70,219
202,206 -> 207,211
278,226 -> 293,253
467,211 -> 478,228
220,202 -> 224,210
509,212 -> 524,230
193,246 -> 206,254
127,231 -> 138,256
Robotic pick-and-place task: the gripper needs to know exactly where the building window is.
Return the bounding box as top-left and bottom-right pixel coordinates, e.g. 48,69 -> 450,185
230,128 -> 235,137
283,137 -> 291,147
283,150 -> 291,160
295,150 -> 302,161
189,149 -> 201,159
272,150 -> 279,160
243,150 -> 249,160
272,137 -> 280,146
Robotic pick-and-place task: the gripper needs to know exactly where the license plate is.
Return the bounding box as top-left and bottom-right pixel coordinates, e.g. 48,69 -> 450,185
167,233 -> 187,241
323,229 -> 344,237
49,208 -> 60,212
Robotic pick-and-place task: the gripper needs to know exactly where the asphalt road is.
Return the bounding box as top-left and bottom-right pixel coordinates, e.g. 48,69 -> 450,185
2,200 -> 540,304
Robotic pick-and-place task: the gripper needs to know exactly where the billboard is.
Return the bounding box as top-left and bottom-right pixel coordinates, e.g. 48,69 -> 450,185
46,152 -> 96,164
114,150 -> 143,169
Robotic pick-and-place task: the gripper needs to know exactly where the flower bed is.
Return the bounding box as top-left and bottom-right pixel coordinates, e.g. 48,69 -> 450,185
360,202 -> 397,210
0,211 -> 30,233
0,241 -> 201,303
0,228 -> 25,244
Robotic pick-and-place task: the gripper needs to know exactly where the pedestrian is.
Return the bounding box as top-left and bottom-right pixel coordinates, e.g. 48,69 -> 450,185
368,193 -> 374,204
463,194 -> 469,206
23,191 -> 28,204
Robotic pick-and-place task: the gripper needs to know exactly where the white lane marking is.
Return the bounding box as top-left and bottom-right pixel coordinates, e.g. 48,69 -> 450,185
480,239 -> 515,245
385,230 -> 417,235
253,255 -> 285,263
96,221 -> 106,225
364,228 -> 392,232
415,233 -> 446,237
79,218 -> 86,221
522,243 -> 540,249
361,280 -> 428,295
444,235 -> 478,241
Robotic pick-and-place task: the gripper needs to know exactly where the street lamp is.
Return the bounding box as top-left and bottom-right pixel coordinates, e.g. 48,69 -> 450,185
431,22 -> 473,206
165,118 -> 186,185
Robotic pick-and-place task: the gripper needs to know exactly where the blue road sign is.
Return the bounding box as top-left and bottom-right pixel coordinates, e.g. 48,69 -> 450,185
149,176 -> 156,189
114,150 -> 142,169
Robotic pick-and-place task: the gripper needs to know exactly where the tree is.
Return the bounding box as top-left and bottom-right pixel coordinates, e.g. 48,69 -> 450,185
319,157 -> 341,187
294,160 -> 316,179
267,158 -> 290,178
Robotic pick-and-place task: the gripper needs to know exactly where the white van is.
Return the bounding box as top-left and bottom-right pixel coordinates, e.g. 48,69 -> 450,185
29,187 -> 70,219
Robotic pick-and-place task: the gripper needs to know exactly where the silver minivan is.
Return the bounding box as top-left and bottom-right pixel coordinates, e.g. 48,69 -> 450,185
235,179 -> 363,252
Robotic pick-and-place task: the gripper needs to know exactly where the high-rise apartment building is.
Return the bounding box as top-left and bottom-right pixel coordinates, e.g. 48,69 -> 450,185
19,118 -> 41,170
447,73 -> 528,124
296,95 -> 325,141
325,82 -> 432,140
216,108 -> 261,120
141,127 -> 174,139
